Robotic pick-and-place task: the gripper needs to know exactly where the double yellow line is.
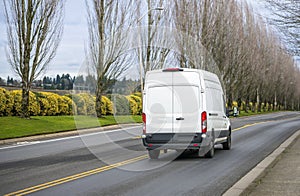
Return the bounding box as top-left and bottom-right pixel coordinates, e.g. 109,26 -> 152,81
5,155 -> 148,196
5,120 -> 271,196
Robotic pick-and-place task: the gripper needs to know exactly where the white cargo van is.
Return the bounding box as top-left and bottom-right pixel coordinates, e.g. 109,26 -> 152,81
141,68 -> 231,159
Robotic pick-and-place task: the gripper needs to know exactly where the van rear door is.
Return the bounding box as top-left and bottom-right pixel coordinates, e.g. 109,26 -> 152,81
145,70 -> 201,135
146,85 -> 173,134
172,85 -> 200,133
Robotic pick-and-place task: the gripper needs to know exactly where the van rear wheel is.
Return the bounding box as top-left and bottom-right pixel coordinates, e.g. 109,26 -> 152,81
222,135 -> 231,150
148,149 -> 160,159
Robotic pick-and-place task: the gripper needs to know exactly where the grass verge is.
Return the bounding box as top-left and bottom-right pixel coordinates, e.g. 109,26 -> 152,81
0,115 -> 142,140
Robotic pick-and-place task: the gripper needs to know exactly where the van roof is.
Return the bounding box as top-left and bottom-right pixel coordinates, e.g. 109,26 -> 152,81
147,68 -> 220,84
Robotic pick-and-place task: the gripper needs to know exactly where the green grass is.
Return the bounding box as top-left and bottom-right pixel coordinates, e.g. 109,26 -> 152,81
0,115 -> 142,140
0,111 -> 281,140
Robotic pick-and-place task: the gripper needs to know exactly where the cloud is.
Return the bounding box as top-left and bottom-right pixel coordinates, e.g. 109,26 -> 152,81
67,63 -> 79,67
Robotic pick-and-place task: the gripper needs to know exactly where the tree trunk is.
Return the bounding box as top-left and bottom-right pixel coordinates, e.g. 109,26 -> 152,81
21,85 -> 30,118
96,85 -> 103,118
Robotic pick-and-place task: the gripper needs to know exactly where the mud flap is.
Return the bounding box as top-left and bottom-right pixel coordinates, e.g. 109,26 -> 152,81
198,136 -> 214,157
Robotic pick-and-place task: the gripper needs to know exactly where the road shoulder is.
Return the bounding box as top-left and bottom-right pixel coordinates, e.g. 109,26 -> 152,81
223,129 -> 300,196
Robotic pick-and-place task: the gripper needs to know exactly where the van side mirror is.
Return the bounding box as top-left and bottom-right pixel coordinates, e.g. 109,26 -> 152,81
226,109 -> 233,117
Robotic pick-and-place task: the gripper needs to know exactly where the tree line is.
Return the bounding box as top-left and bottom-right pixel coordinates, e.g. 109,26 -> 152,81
3,0 -> 300,118
1,74 -> 140,95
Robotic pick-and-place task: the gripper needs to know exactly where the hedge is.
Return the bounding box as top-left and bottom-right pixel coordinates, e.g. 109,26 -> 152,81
101,96 -> 114,115
60,96 -> 74,115
109,94 -> 130,115
0,88 -> 13,116
78,93 -> 96,116
127,94 -> 142,115
11,90 -> 40,116
0,88 -> 137,117
67,93 -> 113,116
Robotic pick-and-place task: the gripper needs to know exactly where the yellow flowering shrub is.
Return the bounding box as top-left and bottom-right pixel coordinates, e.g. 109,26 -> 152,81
38,92 -> 59,116
11,90 -> 40,116
101,96 -> 113,115
70,94 -> 86,115
129,94 -> 142,115
60,96 -> 74,115
0,87 -> 14,116
110,94 -> 130,115
78,93 -> 96,116
126,95 -> 138,115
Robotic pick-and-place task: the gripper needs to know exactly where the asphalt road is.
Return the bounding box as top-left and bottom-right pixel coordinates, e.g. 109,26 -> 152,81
0,112 -> 299,196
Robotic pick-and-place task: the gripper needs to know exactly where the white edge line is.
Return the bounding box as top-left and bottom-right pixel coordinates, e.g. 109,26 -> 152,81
0,126 -> 141,150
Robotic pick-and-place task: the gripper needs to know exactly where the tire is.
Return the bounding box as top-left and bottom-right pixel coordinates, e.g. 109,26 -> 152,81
222,134 -> 231,150
204,142 -> 215,158
148,149 -> 160,159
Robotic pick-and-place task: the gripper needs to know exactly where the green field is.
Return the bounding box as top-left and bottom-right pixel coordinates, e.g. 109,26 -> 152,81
0,115 -> 142,140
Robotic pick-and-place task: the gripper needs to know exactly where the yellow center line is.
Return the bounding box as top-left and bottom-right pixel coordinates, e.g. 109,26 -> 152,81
5,154 -> 148,196
232,121 -> 271,132
132,136 -> 142,139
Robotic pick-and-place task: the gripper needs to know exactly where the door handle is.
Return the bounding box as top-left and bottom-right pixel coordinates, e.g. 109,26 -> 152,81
176,117 -> 184,120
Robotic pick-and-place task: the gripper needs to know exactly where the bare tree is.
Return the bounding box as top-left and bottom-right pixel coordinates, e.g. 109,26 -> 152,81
264,0 -> 300,56
86,0 -> 136,117
136,0 -> 170,82
3,0 -> 64,118
171,0 -> 299,111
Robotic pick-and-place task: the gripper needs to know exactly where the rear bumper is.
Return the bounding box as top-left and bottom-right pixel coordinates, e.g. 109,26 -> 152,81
142,133 -> 211,150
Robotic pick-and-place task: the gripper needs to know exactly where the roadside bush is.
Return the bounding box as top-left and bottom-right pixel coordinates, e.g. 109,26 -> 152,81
101,96 -> 114,115
249,102 -> 254,112
109,94 -> 130,115
60,96 -> 74,115
241,101 -> 246,111
37,92 -> 59,116
133,92 -> 142,98
126,95 -> 138,115
37,93 -> 50,116
12,90 -> 40,116
69,94 -> 86,115
232,101 -> 238,107
78,93 -> 95,116
261,102 -> 265,112
0,87 -> 14,116
128,94 -> 142,114
29,92 -> 40,116
11,90 -> 22,116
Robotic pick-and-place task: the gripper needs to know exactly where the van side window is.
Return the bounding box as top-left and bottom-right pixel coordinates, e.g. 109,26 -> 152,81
206,88 -> 223,113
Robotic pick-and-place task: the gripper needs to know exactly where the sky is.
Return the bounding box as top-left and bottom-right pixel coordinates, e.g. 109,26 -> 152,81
0,0 -> 88,80
0,0 -> 298,81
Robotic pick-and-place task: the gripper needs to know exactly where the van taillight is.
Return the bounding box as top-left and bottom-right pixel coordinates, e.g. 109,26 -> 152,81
201,111 -> 207,133
142,113 -> 146,134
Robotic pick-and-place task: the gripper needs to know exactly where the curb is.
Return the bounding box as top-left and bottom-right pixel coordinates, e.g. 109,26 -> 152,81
0,123 -> 141,146
222,129 -> 300,196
